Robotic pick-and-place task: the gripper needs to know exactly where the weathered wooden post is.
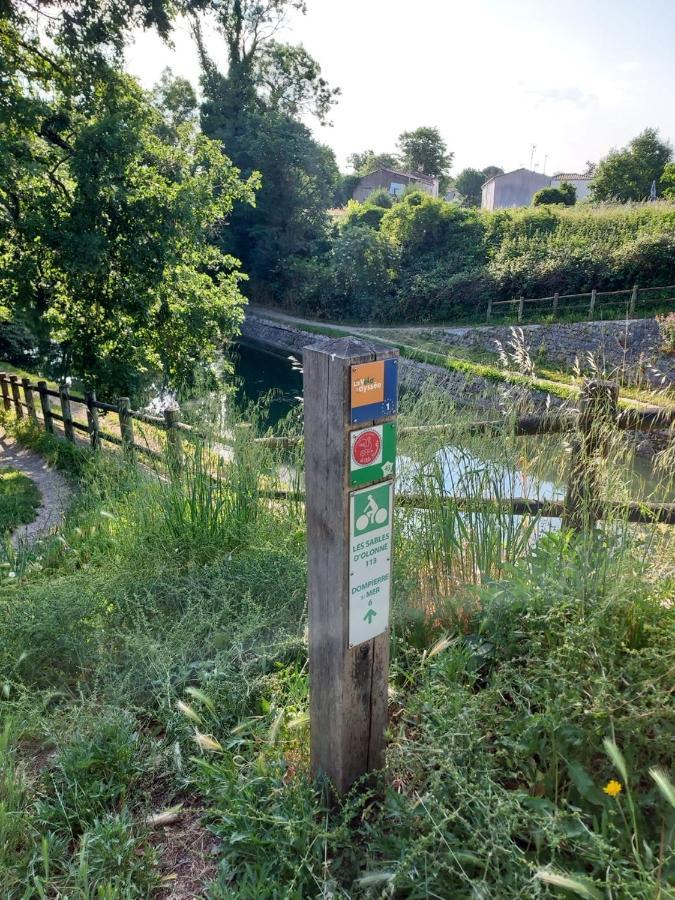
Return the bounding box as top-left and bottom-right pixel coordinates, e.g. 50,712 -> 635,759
552,292 -> 559,318
588,288 -> 597,320
486,297 -> 493,322
564,379 -> 619,531
37,381 -> 54,433
304,338 -> 398,795
163,403 -> 183,470
84,390 -> 101,450
21,378 -> 37,424
118,397 -> 134,456
0,374 -> 11,412
9,375 -> 23,419
629,283 -> 638,317
517,296 -> 524,323
59,385 -> 75,442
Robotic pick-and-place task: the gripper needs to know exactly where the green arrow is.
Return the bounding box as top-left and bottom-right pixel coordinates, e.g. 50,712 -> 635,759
363,608 -> 377,624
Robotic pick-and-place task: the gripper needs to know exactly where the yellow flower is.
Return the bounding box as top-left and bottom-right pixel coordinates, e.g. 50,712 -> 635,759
603,779 -> 623,797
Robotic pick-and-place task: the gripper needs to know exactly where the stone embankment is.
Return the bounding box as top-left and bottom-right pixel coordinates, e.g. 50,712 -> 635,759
241,312 -> 566,414
432,318 -> 674,387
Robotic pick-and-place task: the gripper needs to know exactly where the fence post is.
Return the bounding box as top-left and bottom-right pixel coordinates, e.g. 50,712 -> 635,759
517,296 -> 524,323
0,373 -> 11,412
118,397 -> 134,456
21,378 -> 38,423
304,338 -> 398,795
552,292 -> 559,318
9,375 -> 23,419
629,284 -> 638,317
163,404 -> 183,470
588,289 -> 597,320
37,381 -> 54,434
59,385 -> 74,442
486,297 -> 493,322
564,378 -> 619,531
84,390 -> 101,450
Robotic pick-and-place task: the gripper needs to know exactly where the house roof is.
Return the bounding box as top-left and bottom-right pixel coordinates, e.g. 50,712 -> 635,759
481,167 -> 544,188
551,172 -> 593,181
360,167 -> 436,185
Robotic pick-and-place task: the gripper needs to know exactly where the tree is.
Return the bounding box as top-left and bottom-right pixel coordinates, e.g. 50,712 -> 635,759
347,150 -> 401,176
532,183 -> 576,206
196,0 -> 340,306
453,166 -> 504,207
590,128 -> 673,202
454,168 -> 487,207
151,68 -> 198,142
0,14 -> 257,395
660,163 -> 675,200
397,127 -> 453,190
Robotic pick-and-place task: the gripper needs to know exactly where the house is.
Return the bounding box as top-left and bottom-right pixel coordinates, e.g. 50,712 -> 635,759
550,173 -> 593,200
444,187 -> 464,204
352,168 -> 439,203
481,168 -> 553,210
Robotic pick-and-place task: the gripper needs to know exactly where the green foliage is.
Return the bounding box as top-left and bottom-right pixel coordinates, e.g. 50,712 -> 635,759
332,173 -> 360,207
340,198 -> 387,230
533,182 -> 577,206
397,126 -> 452,185
151,66 -> 198,143
364,187 -> 394,208
454,167 -> 488,206
0,390 -> 673,896
0,468 -> 40,534
0,18 -> 257,396
662,162 -> 675,199
590,127 -> 673,202
347,149 -> 401,176
198,2 -> 339,309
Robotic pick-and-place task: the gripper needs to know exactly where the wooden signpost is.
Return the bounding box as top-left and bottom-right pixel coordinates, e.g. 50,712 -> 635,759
304,338 -> 398,795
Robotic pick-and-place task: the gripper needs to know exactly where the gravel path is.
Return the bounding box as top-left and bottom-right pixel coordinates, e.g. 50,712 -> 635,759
0,429 -> 72,547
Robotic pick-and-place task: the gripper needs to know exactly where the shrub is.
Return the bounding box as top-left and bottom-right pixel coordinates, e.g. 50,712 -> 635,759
364,187 -> 394,208
532,182 -> 576,205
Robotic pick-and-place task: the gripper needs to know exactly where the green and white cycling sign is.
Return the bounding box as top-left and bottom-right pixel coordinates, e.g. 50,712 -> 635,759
349,482 -> 392,646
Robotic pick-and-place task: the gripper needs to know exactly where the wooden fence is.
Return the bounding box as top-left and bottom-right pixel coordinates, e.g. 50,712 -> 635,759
486,282 -> 675,323
1,371 -> 673,527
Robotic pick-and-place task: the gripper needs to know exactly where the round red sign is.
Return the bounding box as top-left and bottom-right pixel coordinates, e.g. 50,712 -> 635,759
353,429 -> 381,466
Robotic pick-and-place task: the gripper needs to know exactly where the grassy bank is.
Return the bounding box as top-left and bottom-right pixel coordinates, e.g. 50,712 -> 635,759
0,468 -> 40,534
286,196 -> 675,325
0,397 -> 673,897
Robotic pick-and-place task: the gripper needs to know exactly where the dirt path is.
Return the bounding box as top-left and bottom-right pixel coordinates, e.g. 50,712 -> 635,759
0,429 -> 72,547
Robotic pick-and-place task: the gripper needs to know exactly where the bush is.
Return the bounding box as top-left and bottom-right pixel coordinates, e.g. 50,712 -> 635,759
364,187 -> 394,208
532,182 -> 576,205
290,199 -> 675,323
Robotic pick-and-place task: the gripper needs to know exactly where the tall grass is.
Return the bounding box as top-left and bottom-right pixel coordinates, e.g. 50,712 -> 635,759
0,379 -> 673,896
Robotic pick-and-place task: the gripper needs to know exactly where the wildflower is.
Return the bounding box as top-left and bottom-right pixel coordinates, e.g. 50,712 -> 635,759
603,779 -> 623,797
8,571 -> 16,578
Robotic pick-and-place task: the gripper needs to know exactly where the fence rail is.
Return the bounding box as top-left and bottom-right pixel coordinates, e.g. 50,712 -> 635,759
1,372 -> 673,528
486,282 -> 675,323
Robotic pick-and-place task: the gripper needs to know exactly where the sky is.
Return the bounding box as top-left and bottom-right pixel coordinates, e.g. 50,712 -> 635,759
125,0 -> 675,177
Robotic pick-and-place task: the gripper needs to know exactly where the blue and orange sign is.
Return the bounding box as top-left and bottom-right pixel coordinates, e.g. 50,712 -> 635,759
350,358 -> 398,424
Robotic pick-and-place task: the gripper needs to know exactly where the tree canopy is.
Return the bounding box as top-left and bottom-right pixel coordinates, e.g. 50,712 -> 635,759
397,127 -> 453,187
0,4 -> 257,395
347,151 -> 401,176
590,128 -> 673,202
196,0 -> 340,307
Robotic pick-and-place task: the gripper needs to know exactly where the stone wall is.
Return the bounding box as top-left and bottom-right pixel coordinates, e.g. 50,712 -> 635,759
431,318 -> 673,386
241,312 -> 565,414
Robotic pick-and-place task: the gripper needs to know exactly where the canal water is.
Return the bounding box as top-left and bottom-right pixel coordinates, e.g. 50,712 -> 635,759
232,340 -> 666,506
